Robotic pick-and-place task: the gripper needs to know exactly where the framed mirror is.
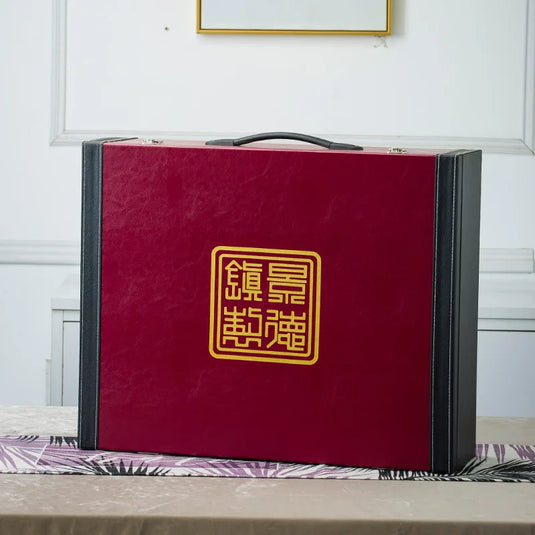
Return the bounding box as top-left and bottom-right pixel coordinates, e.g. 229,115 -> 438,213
197,0 -> 392,35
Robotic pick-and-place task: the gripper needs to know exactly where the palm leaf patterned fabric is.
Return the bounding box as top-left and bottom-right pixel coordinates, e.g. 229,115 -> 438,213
1,436 -> 534,482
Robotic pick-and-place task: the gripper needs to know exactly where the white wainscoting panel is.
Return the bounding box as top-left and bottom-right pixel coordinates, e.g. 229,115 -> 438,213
0,264 -> 79,405
50,0 -> 535,154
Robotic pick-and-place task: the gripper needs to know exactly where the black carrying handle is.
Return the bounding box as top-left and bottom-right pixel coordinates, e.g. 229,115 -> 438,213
206,132 -> 363,151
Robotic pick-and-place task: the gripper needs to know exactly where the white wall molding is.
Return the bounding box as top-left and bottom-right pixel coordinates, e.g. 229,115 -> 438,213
479,274 -> 535,331
523,0 -> 535,153
49,0 -> 535,155
50,0 -> 67,147
480,248 -> 534,274
50,129 -> 533,155
1,241 -> 532,273
0,240 -> 80,265
1,238 -> 531,329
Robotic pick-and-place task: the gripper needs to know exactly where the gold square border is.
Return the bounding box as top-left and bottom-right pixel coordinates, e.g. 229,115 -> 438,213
216,255 -> 314,358
209,246 -> 321,365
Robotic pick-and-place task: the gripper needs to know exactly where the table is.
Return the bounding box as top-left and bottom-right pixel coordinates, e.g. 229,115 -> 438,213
0,406 -> 534,534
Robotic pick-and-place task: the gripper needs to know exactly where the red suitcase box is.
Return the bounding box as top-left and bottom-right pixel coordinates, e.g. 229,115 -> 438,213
79,133 -> 481,473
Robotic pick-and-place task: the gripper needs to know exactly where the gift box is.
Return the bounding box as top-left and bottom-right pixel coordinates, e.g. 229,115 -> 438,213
79,133 -> 481,473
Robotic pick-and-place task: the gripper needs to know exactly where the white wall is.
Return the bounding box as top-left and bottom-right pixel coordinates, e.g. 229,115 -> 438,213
0,0 -> 534,413
0,1 -> 82,404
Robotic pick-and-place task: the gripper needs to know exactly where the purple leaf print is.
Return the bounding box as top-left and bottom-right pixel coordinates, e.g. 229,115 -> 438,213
0,436 -> 534,482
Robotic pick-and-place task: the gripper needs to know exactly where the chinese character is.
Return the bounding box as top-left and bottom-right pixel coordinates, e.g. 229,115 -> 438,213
267,262 -> 308,305
222,306 -> 263,348
265,309 -> 307,352
224,260 -> 263,301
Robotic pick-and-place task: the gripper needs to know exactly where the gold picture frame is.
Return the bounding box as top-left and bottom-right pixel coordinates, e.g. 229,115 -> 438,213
197,0 -> 392,36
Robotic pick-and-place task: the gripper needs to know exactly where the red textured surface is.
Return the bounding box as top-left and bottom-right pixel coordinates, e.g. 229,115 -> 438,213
98,142 -> 437,470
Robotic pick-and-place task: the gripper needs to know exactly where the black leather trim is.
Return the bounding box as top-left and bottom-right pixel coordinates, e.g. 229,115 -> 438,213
78,137 -> 132,449
430,150 -> 481,473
